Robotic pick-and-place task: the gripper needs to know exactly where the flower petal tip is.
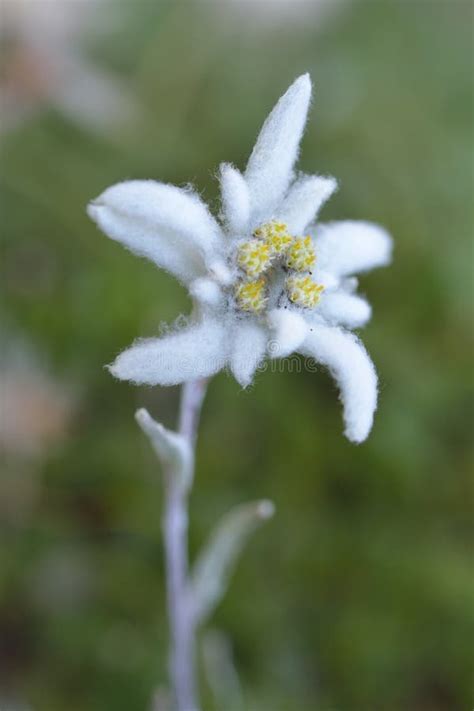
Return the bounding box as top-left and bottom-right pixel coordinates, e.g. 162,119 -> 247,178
236,374 -> 253,390
326,175 -> 338,192
344,424 -> 371,445
257,500 -> 275,519
380,228 -> 394,265
106,359 -> 124,381
86,201 -> 101,222
295,72 -> 311,90
288,72 -> 312,105
134,407 -> 150,427
106,351 -> 141,383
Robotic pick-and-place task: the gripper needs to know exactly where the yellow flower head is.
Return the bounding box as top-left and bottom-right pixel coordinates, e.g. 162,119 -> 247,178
235,278 -> 267,313
237,240 -> 271,278
285,275 -> 324,309
286,235 -> 316,272
254,220 -> 294,257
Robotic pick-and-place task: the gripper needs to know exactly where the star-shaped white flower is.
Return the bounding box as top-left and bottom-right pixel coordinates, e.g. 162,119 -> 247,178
88,74 -> 392,443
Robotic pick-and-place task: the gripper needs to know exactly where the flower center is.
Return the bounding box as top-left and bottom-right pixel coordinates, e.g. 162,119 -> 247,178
234,278 -> 267,312
286,275 -> 324,308
233,220 -> 324,314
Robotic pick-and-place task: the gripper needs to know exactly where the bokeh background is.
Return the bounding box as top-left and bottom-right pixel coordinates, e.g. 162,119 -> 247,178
1,1 -> 473,709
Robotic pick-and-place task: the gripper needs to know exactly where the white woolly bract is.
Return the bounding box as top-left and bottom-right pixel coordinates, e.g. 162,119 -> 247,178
109,319 -> 228,386
189,278 -> 224,308
219,163 -> 250,236
206,260 -> 234,287
310,268 -> 340,291
317,292 -> 372,329
300,325 -> 378,443
229,320 -> 267,387
87,73 -> 393,444
267,308 -> 308,358
245,74 -> 312,223
87,202 -> 204,285
313,221 -> 393,277
88,180 -> 224,284
278,173 -> 337,234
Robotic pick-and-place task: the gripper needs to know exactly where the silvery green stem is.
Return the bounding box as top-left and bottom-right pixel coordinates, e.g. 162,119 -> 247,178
137,379 -> 272,711
163,379 -> 208,711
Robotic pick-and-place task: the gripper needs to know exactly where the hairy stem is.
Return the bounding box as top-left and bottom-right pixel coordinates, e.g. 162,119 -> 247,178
163,379 -> 208,711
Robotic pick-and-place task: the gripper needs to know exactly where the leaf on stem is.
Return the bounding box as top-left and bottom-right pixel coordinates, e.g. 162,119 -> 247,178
135,408 -> 193,490
190,500 -> 275,625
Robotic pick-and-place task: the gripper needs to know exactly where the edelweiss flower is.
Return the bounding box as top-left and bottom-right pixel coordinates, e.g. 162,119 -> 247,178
88,74 -> 392,443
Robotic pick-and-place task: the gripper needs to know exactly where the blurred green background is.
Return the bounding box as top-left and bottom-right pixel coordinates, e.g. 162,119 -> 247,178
1,1 -> 473,709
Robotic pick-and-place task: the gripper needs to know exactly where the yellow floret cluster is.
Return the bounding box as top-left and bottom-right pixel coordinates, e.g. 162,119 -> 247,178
286,235 -> 316,272
237,240 -> 271,278
253,220 -> 293,257
234,221 -> 323,314
286,275 -> 324,309
234,278 -> 267,313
